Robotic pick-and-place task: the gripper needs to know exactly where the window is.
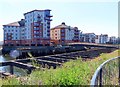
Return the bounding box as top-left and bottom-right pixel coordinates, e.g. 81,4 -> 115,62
47,30 -> 50,32
34,36 -> 36,38
47,26 -> 50,29
61,33 -> 64,36
47,22 -> 50,25
47,34 -> 50,36
61,30 -> 65,32
62,38 -> 65,41
34,31 -> 36,33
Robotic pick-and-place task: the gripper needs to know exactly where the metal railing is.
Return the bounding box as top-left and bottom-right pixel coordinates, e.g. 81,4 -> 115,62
91,56 -> 120,86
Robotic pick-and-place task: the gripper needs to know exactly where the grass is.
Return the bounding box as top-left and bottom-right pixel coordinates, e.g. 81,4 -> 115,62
1,49 -> 120,86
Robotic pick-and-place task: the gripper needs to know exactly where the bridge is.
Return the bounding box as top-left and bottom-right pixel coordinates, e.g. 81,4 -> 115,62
67,42 -> 119,48
2,42 -> 118,59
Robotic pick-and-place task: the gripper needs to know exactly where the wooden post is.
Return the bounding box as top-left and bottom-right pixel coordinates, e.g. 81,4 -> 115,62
27,69 -> 31,74
10,65 -> 14,75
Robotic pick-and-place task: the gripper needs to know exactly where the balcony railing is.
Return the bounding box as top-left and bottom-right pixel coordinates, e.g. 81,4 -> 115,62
46,15 -> 53,17
91,56 -> 120,86
34,22 -> 39,27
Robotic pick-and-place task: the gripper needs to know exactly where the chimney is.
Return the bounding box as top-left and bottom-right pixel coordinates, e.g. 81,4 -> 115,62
61,22 -> 65,25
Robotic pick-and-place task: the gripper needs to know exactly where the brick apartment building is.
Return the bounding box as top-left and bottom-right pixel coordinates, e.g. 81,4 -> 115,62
50,22 -> 79,44
3,9 -> 52,46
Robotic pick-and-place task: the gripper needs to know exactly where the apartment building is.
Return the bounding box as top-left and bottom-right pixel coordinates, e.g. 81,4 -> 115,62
50,22 -> 79,44
108,36 -> 117,44
95,34 -> 108,44
3,19 -> 25,46
82,33 -> 96,43
3,9 -> 52,46
24,9 -> 52,46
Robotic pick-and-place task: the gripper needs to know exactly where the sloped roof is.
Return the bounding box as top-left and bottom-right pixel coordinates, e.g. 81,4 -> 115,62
51,22 -> 74,29
4,22 -> 20,26
85,33 -> 95,34
3,19 -> 25,27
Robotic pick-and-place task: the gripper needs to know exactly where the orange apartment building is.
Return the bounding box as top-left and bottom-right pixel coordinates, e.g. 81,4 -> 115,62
50,22 -> 79,45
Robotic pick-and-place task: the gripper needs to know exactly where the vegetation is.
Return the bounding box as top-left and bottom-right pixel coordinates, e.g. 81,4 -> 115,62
1,50 -> 119,86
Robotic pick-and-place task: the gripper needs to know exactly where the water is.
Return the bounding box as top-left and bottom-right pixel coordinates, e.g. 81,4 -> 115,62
0,55 -> 27,76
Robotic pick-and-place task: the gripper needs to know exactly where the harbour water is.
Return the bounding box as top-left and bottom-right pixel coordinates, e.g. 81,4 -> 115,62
0,55 -> 27,76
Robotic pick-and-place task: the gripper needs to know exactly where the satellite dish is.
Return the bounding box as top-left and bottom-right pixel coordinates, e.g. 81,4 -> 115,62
10,50 -> 20,58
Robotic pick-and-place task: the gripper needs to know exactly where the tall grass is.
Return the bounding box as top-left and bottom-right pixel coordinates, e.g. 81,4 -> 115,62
1,50 -> 119,85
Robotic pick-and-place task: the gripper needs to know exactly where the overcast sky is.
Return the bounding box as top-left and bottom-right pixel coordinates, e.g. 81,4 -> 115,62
0,0 -> 119,41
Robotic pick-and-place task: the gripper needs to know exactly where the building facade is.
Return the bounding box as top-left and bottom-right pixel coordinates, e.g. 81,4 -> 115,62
95,34 -> 108,44
24,9 -> 52,46
108,36 -> 117,44
3,19 -> 25,46
50,22 -> 79,44
82,33 -> 96,43
3,9 -> 52,46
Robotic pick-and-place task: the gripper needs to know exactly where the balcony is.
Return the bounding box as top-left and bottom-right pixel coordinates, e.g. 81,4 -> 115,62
47,26 -> 50,29
45,18 -> 52,21
34,32 -> 40,34
34,23 -> 39,27
46,15 -> 53,17
47,30 -> 50,32
34,28 -> 39,30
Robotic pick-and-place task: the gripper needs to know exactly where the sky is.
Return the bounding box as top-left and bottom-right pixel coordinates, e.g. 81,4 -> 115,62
0,0 -> 119,41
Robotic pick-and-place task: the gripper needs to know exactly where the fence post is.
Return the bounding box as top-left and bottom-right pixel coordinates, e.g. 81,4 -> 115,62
27,68 -> 32,74
10,65 -> 14,75
99,68 -> 102,87
118,57 -> 120,85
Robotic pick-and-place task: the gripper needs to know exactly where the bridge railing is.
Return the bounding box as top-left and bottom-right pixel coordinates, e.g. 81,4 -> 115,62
91,56 -> 120,86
